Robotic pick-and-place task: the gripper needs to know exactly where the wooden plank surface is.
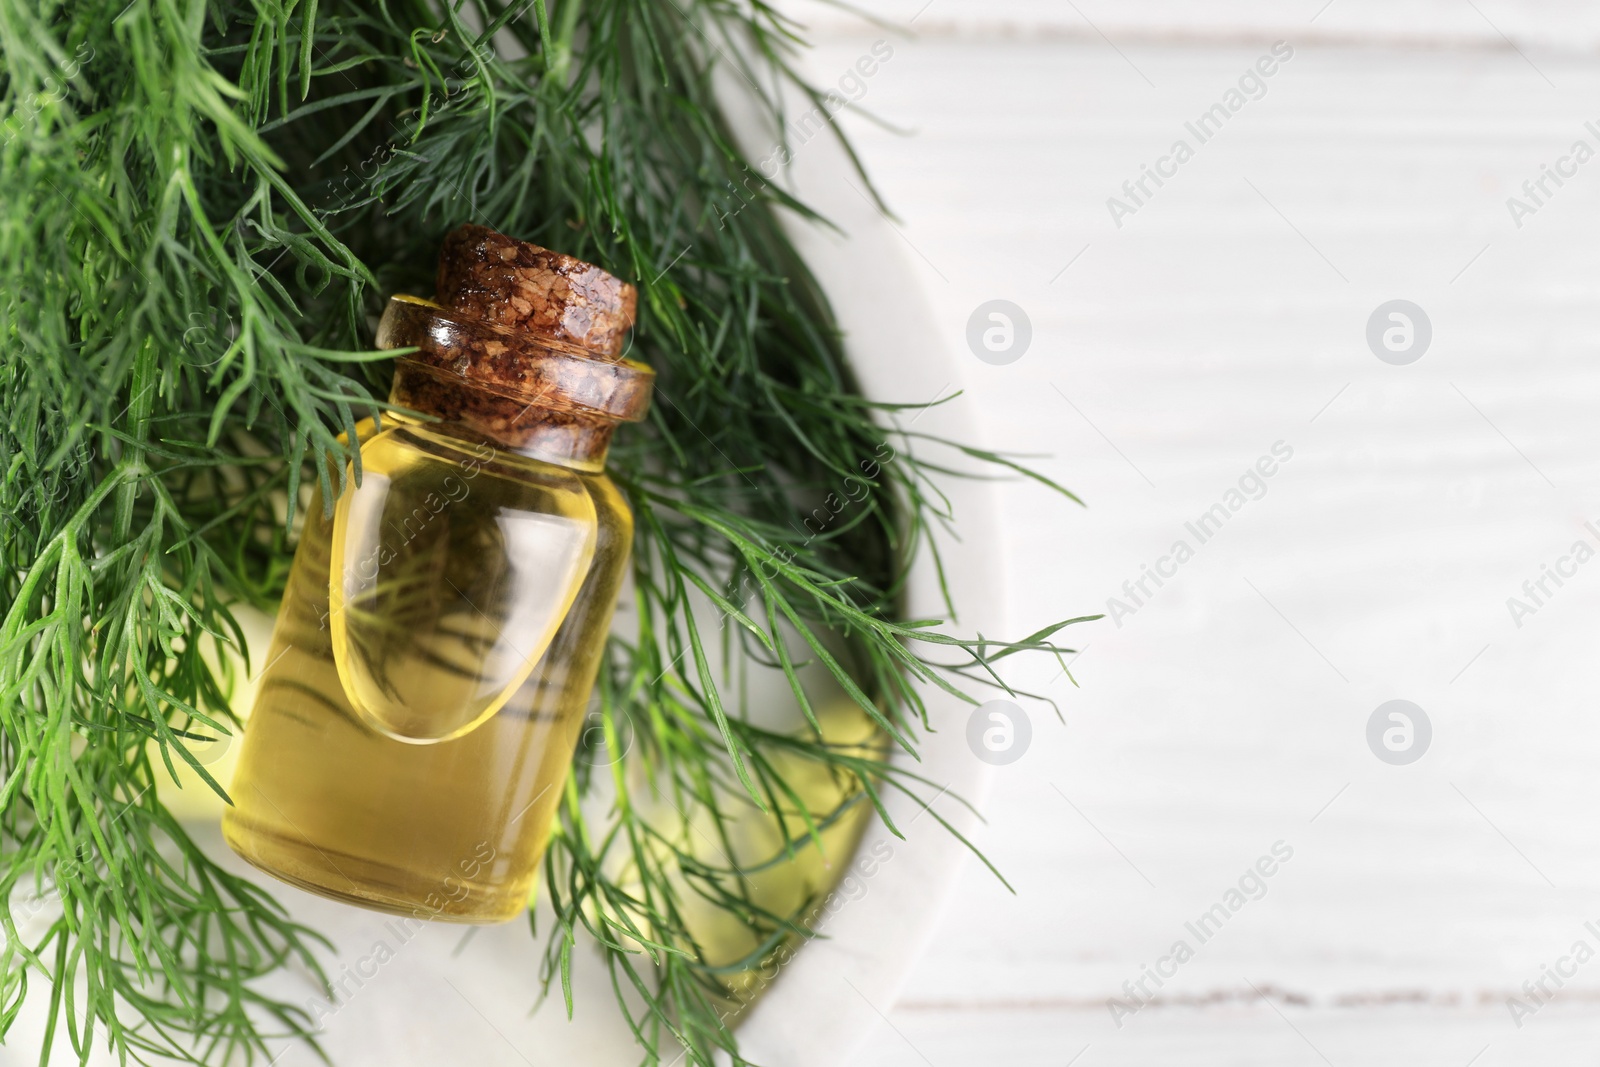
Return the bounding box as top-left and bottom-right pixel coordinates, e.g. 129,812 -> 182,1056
13,7 -> 1599,1067
785,3 -> 1600,1064
796,0 -> 1600,49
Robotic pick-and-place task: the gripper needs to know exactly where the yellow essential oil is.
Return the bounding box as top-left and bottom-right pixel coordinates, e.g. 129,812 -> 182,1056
223,226 -> 651,923
327,424 -> 598,743
669,697 -> 887,1008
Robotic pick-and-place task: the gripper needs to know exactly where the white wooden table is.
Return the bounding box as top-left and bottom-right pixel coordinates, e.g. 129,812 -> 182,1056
786,2 -> 1600,1064
16,6 -> 1600,1066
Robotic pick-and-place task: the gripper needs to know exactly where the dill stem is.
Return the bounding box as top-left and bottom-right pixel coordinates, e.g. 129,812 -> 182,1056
532,0 -> 558,77
113,339 -> 156,543
551,0 -> 582,83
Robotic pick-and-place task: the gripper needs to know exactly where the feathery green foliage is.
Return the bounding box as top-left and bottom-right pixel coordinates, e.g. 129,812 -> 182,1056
0,0 -> 1086,1063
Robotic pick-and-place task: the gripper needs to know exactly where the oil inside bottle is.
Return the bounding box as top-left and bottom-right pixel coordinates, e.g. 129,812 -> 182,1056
223,419 -> 634,922
328,426 -> 596,743
226,227 -> 651,923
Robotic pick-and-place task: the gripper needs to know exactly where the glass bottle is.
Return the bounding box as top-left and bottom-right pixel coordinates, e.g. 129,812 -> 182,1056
223,226 -> 651,923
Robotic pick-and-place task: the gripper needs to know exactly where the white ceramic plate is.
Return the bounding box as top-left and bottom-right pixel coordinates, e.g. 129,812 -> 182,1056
16,59 -> 1001,1067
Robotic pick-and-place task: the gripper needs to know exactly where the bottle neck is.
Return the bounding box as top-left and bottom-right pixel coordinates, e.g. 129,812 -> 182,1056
389,361 -> 616,473
374,227 -> 650,474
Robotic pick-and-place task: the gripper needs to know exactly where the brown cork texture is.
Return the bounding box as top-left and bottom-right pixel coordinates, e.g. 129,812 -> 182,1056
435,224 -> 637,358
390,362 -> 619,458
375,227 -> 652,461
379,297 -> 651,422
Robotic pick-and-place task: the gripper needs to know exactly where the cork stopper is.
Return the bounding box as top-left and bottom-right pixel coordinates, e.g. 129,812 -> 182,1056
375,227 -> 652,465
434,224 -> 637,358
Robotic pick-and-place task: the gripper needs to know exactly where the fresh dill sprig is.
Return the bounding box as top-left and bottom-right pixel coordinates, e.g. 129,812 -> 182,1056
0,1 -> 1088,1065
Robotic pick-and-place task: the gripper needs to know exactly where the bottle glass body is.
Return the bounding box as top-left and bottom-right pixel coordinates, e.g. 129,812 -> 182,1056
223,417 -> 633,923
